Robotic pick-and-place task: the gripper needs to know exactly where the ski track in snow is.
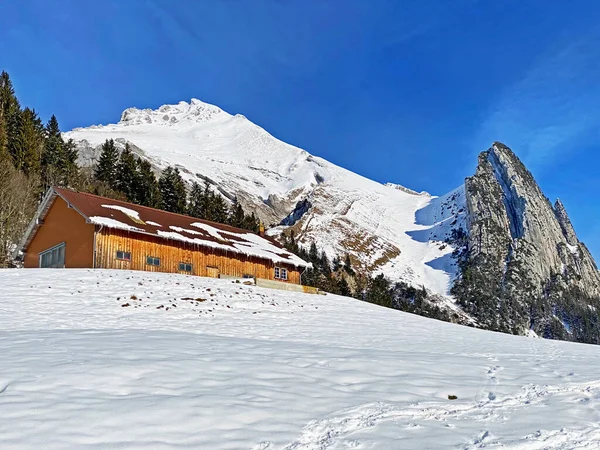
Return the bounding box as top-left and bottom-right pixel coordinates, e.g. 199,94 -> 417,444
2,269 -> 600,449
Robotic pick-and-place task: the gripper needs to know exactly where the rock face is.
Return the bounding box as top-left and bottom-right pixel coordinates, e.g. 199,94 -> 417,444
452,142 -> 600,342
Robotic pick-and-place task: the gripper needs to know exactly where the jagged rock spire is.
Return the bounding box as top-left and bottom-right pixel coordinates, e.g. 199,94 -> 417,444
456,142 -> 600,341
554,199 -> 578,246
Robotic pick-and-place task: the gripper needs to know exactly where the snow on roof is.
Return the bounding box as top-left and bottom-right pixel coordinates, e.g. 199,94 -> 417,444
54,187 -> 308,268
89,217 -> 144,233
101,204 -> 142,222
191,222 -> 228,241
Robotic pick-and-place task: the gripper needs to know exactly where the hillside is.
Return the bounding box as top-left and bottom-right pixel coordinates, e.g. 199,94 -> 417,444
64,99 -> 468,300
63,100 -> 600,342
2,269 -> 600,449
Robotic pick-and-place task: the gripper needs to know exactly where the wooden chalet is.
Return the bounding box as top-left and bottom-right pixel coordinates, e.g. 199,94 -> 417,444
17,187 -> 309,284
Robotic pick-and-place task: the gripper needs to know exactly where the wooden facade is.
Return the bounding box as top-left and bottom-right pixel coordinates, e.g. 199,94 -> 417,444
24,196 -> 95,269
21,188 -> 307,285
94,227 -> 302,283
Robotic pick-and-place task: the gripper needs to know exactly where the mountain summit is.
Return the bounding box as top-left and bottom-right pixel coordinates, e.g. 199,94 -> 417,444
452,142 -> 600,340
118,99 -> 227,126
66,99 -> 468,304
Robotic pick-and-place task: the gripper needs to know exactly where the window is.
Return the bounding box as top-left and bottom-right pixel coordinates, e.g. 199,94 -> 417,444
274,266 -> 288,280
116,250 -> 131,261
146,256 -> 160,266
179,262 -> 193,272
39,243 -> 66,268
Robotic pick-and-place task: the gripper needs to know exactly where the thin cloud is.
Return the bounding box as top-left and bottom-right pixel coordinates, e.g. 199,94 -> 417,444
476,29 -> 600,169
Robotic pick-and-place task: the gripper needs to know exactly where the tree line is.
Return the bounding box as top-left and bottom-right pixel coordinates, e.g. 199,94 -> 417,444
0,70 -> 80,266
281,230 -> 457,323
92,138 -> 260,231
0,70 -> 259,267
0,69 -> 468,328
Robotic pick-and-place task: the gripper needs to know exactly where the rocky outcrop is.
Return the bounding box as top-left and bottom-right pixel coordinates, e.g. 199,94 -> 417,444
554,199 -> 578,246
453,142 -> 600,342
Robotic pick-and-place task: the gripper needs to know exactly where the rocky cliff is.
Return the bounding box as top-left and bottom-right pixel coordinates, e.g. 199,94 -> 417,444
452,142 -> 600,342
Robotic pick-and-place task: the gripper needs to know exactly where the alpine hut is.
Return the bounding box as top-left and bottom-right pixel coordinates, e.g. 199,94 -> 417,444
17,187 -> 309,285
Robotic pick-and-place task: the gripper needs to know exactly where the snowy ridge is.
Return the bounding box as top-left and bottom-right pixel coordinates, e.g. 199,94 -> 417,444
65,99 -> 467,299
2,268 -> 600,449
119,98 -> 227,127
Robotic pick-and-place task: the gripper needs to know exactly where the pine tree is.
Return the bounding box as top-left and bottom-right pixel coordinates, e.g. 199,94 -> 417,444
228,200 -> 245,228
0,71 -> 20,161
115,144 -> 140,202
158,166 -> 187,214
41,115 -> 64,188
365,274 -> 393,308
242,212 -> 260,233
136,159 -> 161,208
308,242 -> 319,264
94,139 -> 119,188
332,256 -> 342,272
284,231 -> 299,254
15,108 -> 44,176
337,276 -> 351,297
187,181 -> 206,219
207,190 -> 229,223
320,251 -> 331,276
60,138 -> 79,186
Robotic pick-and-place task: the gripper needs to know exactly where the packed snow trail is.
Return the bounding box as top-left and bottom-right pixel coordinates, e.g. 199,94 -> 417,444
1,269 -> 600,449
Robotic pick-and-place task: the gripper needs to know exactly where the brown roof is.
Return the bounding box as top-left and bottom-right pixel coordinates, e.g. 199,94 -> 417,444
20,187 -> 308,268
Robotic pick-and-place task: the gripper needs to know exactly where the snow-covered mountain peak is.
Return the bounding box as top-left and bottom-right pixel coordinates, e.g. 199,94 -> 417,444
66,98 -> 469,301
119,98 -> 228,127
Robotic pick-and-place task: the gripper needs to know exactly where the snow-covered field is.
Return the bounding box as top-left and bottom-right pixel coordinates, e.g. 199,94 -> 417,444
2,269 -> 600,449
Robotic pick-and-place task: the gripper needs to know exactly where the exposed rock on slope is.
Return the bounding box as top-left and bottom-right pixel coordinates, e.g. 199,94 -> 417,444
65,99 -> 468,302
453,142 -> 600,342
65,100 -> 600,342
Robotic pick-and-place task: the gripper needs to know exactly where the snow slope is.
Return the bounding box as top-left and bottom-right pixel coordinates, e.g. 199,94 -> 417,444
64,99 -> 467,298
2,268 -> 600,449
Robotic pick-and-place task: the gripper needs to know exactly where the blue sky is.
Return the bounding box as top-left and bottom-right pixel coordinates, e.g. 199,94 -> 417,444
1,0 -> 599,261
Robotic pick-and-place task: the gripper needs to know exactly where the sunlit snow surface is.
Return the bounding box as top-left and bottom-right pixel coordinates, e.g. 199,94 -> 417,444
64,99 -> 468,299
2,269 -> 600,449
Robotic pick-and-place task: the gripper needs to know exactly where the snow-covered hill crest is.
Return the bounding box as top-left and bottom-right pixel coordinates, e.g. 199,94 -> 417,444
65,99 -> 467,301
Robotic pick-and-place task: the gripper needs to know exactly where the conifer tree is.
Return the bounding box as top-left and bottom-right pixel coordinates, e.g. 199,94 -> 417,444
365,274 -> 393,308
94,139 -> 119,188
229,200 -> 245,228
285,231 -> 299,254
187,181 -> 206,219
158,166 -> 187,214
41,115 -> 64,188
332,256 -> 342,272
136,159 -> 161,208
199,181 -> 228,223
242,212 -> 260,233
308,242 -> 319,264
207,190 -> 228,223
337,276 -> 351,297
0,71 -> 20,160
320,251 -> 332,276
60,138 -> 79,186
115,144 -> 140,202
15,108 -> 44,176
